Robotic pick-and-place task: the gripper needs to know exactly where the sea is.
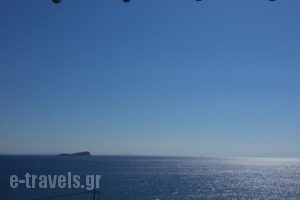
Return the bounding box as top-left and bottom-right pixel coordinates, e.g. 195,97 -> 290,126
0,156 -> 300,200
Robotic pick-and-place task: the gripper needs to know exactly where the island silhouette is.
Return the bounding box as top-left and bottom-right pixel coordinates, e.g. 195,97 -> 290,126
56,151 -> 91,157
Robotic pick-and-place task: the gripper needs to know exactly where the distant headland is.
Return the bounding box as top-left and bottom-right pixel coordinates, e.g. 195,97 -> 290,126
56,151 -> 91,157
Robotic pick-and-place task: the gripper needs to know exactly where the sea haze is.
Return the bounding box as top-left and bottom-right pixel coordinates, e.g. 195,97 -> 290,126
0,156 -> 300,200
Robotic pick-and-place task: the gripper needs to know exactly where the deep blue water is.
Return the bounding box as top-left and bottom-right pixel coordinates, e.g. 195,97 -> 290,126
0,156 -> 300,200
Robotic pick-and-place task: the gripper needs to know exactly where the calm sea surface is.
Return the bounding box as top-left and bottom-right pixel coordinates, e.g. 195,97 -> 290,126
0,156 -> 300,200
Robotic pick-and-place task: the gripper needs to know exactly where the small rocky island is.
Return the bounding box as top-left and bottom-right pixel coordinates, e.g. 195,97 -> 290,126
56,151 -> 91,157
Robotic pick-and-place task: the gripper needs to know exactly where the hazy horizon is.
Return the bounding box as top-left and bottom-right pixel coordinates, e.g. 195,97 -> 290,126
1,152 -> 300,159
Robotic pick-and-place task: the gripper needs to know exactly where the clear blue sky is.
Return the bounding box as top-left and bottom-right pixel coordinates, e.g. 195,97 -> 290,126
0,0 -> 299,157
